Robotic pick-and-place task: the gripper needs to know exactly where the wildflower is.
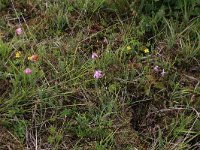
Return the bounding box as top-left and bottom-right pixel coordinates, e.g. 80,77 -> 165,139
16,27 -> 22,35
161,69 -> 166,77
31,54 -> 39,61
28,56 -> 32,60
144,48 -> 149,53
92,52 -> 98,59
127,46 -> 131,51
94,70 -> 104,79
28,54 -> 39,62
15,51 -> 21,58
154,66 -> 159,72
24,68 -> 32,75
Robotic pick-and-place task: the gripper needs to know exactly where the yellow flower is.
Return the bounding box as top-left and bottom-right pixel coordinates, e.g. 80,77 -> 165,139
15,51 -> 21,58
28,56 -> 32,60
144,48 -> 149,53
127,46 -> 131,50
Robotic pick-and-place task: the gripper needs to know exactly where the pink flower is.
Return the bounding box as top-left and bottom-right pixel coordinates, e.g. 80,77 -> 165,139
154,66 -> 159,72
92,52 -> 98,59
161,69 -> 166,77
16,27 -> 22,35
24,68 -> 32,75
94,70 -> 104,79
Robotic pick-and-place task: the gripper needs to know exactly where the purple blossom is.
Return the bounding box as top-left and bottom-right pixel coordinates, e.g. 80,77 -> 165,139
154,66 -> 159,72
16,27 -> 22,35
161,69 -> 166,77
92,52 -> 98,59
94,70 -> 104,79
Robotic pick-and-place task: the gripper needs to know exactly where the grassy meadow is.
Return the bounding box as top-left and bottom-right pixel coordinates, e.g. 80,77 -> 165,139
0,0 -> 200,149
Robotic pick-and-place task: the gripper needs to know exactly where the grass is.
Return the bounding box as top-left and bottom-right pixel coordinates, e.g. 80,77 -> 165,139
0,0 -> 200,149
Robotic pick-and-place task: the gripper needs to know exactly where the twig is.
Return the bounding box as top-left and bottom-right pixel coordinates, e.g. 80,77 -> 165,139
182,116 -> 198,143
147,105 -> 200,119
184,74 -> 199,82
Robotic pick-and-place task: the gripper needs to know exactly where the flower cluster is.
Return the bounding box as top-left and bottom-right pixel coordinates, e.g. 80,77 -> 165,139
153,65 -> 166,77
14,28 -> 40,75
14,28 -> 165,80
91,52 -> 104,79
